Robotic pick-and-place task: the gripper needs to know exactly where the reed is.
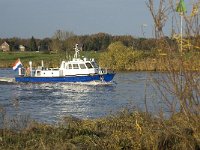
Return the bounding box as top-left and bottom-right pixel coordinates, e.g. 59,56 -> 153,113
0,110 -> 200,150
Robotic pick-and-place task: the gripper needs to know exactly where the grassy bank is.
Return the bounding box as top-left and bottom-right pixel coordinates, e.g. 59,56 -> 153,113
1,51 -> 200,71
0,111 -> 200,150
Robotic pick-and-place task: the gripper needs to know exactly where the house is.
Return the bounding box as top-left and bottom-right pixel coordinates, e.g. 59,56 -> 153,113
0,42 -> 10,52
19,45 -> 25,51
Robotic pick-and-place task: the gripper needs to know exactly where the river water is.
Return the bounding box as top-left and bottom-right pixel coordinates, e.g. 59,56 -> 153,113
0,68 -> 162,124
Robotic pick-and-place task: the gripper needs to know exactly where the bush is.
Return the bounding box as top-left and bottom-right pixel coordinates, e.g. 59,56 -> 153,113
99,42 -> 146,71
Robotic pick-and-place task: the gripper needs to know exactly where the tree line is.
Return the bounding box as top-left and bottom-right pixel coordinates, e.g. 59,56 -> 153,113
0,31 -> 172,52
1,30 -> 200,53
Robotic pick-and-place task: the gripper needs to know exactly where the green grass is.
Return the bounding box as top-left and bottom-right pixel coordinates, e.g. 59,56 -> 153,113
0,52 -> 58,68
0,51 -> 101,68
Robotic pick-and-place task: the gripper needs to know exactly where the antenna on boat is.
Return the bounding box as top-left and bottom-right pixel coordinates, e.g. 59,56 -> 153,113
74,44 -> 80,59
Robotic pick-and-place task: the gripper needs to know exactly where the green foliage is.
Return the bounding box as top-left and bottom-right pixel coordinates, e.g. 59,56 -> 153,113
0,32 -> 174,53
99,42 -> 146,71
29,36 -> 37,51
38,38 -> 51,51
49,38 -> 64,53
64,35 -> 80,52
112,35 -> 134,47
81,33 -> 111,51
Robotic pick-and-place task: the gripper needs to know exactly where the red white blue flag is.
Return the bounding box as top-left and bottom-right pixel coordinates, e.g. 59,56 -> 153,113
13,58 -> 22,71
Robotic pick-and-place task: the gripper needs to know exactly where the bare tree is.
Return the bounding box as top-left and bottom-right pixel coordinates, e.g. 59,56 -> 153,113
168,0 -> 200,52
146,0 -> 170,38
52,30 -> 75,41
148,0 -> 200,119
50,30 -> 76,53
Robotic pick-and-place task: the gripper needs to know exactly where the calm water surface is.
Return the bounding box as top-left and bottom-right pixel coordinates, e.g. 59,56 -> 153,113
0,69 -> 161,123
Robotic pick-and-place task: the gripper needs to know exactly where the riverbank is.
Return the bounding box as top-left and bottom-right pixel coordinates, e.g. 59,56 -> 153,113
0,51 -> 199,149
0,111 -> 199,149
1,51 -> 200,71
98,42 -> 200,71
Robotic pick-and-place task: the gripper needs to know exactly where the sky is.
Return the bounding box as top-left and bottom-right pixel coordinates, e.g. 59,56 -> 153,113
0,0 -> 192,39
0,0 -> 156,38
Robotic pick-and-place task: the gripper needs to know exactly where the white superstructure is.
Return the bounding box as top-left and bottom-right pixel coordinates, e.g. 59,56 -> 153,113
22,44 -> 107,78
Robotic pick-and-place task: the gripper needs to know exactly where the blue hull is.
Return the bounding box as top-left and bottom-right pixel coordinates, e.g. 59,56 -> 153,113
15,73 -> 115,83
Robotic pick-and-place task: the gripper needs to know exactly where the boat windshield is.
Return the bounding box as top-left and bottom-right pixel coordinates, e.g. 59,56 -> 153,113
91,61 -> 98,68
85,62 -> 93,69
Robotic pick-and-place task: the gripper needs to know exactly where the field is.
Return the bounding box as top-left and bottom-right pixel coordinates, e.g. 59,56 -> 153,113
0,51 -> 100,68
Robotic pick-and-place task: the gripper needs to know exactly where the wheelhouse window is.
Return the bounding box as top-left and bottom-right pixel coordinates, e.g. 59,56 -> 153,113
37,71 -> 41,76
73,64 -> 79,69
79,64 -> 86,69
85,63 -> 93,69
68,64 -> 72,69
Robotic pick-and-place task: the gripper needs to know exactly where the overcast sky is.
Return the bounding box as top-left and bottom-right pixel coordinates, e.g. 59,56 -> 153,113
0,0 -> 190,39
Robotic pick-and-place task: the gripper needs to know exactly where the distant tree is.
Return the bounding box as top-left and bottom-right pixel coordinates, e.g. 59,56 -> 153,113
64,35 -> 80,52
50,30 -> 76,53
7,37 -> 21,51
53,30 -> 75,41
29,36 -> 37,51
112,35 -> 134,47
96,33 -> 111,50
83,33 -> 111,51
38,38 -> 52,51
50,38 -> 66,53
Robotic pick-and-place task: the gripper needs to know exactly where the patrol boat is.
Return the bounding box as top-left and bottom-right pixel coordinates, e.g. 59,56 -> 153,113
15,44 -> 115,83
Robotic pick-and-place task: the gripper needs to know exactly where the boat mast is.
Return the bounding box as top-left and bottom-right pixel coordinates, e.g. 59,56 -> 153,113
74,44 -> 80,59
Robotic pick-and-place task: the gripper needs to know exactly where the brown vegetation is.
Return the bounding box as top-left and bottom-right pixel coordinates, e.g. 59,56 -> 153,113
99,41 -> 200,71
0,110 -> 200,150
0,49 -> 199,149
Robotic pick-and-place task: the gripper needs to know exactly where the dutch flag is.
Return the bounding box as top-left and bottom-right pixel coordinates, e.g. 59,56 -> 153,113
13,58 -> 22,71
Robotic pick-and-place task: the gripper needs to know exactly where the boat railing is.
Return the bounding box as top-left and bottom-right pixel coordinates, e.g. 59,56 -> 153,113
18,67 -> 26,76
98,68 -> 107,74
99,68 -> 115,74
